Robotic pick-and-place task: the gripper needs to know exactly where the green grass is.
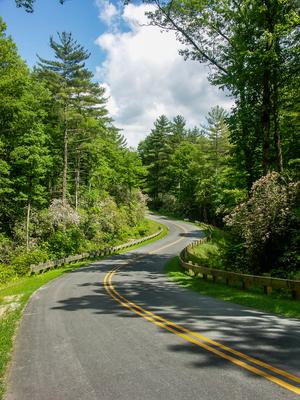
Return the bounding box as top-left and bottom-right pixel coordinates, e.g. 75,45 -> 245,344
165,257 -> 300,320
186,224 -> 229,270
115,221 -> 168,253
0,219 -> 167,400
116,218 -> 163,243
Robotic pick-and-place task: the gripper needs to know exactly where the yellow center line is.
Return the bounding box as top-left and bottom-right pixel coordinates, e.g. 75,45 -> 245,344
103,220 -> 300,395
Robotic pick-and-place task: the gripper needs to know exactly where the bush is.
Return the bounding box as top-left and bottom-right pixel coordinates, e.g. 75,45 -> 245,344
11,249 -> 49,276
0,263 -> 16,285
46,228 -> 85,258
0,234 -> 14,264
224,172 -> 299,274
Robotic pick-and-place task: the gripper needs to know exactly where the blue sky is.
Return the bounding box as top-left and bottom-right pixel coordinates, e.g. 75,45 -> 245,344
0,0 -> 109,73
0,0 -> 232,147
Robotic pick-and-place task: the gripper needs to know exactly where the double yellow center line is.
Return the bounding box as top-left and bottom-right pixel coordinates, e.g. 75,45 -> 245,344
103,221 -> 300,396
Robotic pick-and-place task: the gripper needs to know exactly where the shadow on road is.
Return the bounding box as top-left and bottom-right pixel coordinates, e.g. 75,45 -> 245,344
51,249 -> 300,379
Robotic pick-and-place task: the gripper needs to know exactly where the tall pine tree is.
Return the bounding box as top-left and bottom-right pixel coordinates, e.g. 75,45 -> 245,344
36,32 -> 107,206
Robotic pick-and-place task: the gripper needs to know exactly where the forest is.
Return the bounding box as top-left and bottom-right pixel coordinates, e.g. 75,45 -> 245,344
0,21 -> 150,283
0,0 -> 299,282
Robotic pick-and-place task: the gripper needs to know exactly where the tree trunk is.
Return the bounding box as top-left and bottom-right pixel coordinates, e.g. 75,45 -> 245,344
273,78 -> 283,172
62,102 -> 68,206
272,35 -> 283,172
75,155 -> 80,210
262,65 -> 271,175
26,200 -> 31,251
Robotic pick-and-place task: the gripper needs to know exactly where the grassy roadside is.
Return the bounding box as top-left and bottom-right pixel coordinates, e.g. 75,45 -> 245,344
0,218 -> 168,400
185,224 -> 229,270
165,257 -> 300,320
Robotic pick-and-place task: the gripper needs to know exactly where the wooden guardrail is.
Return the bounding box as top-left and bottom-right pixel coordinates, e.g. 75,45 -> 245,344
30,227 -> 163,274
179,237 -> 300,300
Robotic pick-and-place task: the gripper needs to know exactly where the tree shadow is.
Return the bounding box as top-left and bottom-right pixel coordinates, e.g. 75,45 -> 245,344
51,248 -> 300,379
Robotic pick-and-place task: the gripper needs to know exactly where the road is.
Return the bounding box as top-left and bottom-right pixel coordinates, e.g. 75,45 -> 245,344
5,215 -> 300,399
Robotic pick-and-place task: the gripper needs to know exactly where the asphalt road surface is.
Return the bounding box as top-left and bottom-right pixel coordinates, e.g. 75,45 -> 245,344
6,215 -> 300,399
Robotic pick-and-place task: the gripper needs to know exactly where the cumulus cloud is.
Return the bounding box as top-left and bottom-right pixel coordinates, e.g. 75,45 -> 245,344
95,3 -> 233,147
96,0 -> 119,27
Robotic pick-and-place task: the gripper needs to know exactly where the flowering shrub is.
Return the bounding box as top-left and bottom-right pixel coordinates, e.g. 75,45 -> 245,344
224,172 -> 299,274
49,199 -> 80,229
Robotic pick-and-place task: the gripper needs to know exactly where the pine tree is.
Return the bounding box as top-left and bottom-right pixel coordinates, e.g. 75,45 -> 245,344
170,115 -> 187,149
202,106 -> 230,172
138,115 -> 172,206
36,32 -> 108,206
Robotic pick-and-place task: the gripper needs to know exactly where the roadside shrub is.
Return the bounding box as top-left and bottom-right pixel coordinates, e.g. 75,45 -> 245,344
46,227 -> 85,258
0,234 -> 14,264
126,190 -> 148,226
0,263 -> 16,285
224,172 -> 299,274
49,199 -> 80,229
11,249 -> 49,276
159,193 -> 179,214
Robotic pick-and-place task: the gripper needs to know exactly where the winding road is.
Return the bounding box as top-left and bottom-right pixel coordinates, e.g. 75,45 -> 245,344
6,215 -> 300,399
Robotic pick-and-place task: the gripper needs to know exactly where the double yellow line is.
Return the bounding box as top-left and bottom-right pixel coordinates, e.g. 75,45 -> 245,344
103,221 -> 300,396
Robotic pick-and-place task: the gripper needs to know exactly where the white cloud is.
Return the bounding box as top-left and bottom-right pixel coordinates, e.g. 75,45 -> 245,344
96,0 -> 118,26
95,3 -> 233,147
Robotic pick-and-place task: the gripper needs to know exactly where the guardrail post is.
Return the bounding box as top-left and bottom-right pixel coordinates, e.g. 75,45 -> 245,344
264,285 -> 272,295
242,280 -> 250,290
262,273 -> 272,295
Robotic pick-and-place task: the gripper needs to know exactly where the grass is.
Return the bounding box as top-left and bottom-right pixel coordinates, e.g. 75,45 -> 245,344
115,221 -> 168,253
116,218 -> 163,243
165,257 -> 300,320
186,224 -> 229,270
0,219 -> 168,400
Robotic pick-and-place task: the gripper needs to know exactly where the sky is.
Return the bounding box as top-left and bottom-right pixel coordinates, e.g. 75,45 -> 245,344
0,0 -> 233,147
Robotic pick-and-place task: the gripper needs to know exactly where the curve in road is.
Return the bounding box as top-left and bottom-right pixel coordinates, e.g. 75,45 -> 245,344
5,214 -> 300,400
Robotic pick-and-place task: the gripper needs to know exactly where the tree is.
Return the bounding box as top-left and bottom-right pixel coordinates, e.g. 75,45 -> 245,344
0,19 -> 50,239
11,124 -> 51,249
170,115 -> 187,149
138,115 -> 172,206
146,0 -> 299,179
225,172 -> 299,274
202,106 -> 230,171
36,32 -> 107,206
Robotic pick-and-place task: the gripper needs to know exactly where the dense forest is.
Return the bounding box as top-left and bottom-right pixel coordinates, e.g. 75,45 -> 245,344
138,0 -> 300,277
0,20 -> 148,282
1,0 -> 300,282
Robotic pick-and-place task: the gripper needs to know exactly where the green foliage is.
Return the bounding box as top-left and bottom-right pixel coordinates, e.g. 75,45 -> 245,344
140,108 -> 244,224
147,0 -> 299,179
138,115 -> 173,207
187,224 -> 229,270
11,249 -> 49,276
0,235 -> 14,265
46,228 -> 84,258
0,21 -> 148,277
0,19 -> 51,234
225,172 -> 300,274
0,265 -> 16,285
